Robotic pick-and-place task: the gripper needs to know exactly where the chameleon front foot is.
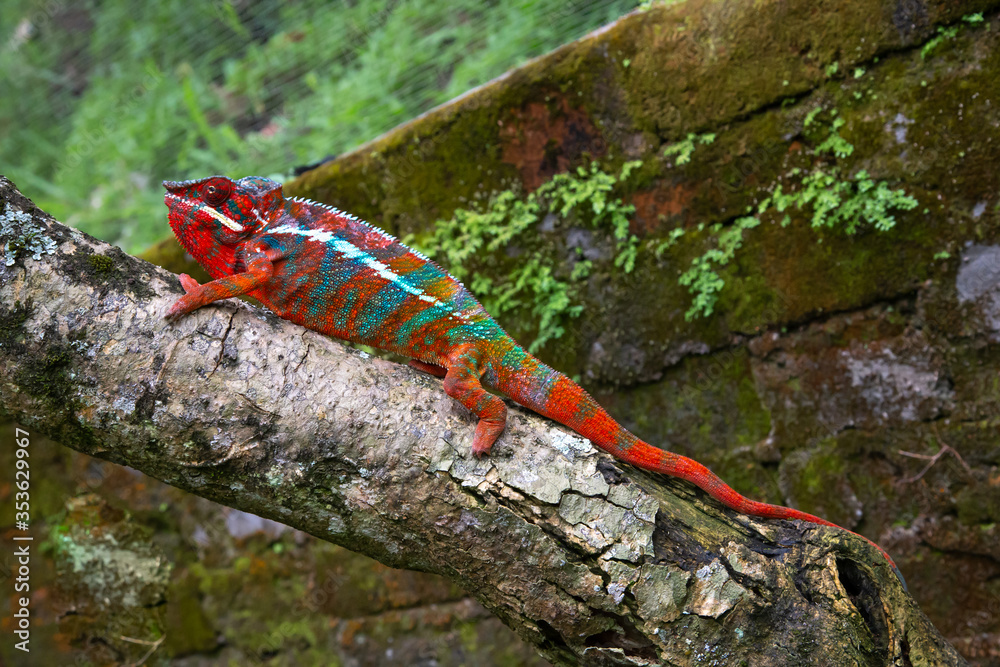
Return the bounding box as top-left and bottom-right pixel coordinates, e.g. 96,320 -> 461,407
164,274 -> 205,322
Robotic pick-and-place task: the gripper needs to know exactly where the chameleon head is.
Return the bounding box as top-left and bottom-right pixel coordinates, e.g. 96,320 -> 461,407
163,175 -> 285,269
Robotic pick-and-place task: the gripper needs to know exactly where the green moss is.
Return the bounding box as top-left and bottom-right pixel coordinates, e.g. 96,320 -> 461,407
779,444 -> 864,525
797,450 -> 846,496
769,165 -> 917,233
242,617 -> 320,657
41,496 -> 171,662
86,253 -> 118,276
18,344 -> 75,403
0,299 -> 33,349
61,246 -> 158,300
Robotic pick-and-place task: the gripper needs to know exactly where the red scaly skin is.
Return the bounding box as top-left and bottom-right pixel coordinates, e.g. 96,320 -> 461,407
163,175 -> 901,579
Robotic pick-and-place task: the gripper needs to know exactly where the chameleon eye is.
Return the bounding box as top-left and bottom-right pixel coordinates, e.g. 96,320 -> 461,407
203,178 -> 232,207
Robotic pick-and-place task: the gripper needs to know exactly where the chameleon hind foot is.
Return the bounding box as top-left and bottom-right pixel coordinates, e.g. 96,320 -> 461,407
442,358 -> 507,456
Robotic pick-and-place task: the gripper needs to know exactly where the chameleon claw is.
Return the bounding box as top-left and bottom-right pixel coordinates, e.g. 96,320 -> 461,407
177,273 -> 201,294
164,295 -> 198,323
164,303 -> 185,323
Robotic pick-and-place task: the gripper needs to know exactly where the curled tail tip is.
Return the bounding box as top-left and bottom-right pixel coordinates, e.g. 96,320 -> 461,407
891,562 -> 908,592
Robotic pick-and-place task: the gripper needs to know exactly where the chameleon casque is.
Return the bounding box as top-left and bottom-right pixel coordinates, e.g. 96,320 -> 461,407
163,175 -> 899,576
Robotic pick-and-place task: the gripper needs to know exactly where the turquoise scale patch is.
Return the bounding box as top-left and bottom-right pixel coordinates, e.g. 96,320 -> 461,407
352,282 -> 413,339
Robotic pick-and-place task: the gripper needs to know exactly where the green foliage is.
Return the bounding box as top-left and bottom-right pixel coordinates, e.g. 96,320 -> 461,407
0,0 -> 640,251
678,109 -> 917,321
678,216 -> 760,320
803,106 -> 823,128
415,161 -> 642,351
663,132 -> 716,165
921,25 -> 960,59
766,167 -> 917,234
814,115 -> 853,158
653,227 -> 686,257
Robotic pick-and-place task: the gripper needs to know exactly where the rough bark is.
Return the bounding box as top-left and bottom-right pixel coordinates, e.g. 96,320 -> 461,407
0,178 -> 966,665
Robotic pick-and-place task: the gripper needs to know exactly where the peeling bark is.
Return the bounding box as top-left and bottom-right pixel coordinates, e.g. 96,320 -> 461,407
0,179 -> 967,665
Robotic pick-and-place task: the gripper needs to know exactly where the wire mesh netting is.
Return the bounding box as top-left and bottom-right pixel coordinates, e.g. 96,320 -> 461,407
0,0 -> 643,251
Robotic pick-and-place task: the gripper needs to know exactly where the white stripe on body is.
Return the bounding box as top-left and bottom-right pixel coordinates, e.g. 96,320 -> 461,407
268,224 -> 470,320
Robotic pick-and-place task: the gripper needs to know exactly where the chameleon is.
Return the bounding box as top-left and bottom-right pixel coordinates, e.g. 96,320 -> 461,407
163,174 -> 900,577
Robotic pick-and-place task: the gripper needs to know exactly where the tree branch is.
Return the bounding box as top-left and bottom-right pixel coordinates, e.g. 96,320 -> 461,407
0,177 -> 967,665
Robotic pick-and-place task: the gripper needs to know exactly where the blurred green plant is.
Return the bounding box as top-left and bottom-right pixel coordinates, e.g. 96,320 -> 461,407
662,132 -> 715,165
0,0 -> 639,251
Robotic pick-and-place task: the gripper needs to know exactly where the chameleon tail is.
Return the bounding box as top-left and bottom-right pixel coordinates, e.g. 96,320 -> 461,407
494,345 -> 901,576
